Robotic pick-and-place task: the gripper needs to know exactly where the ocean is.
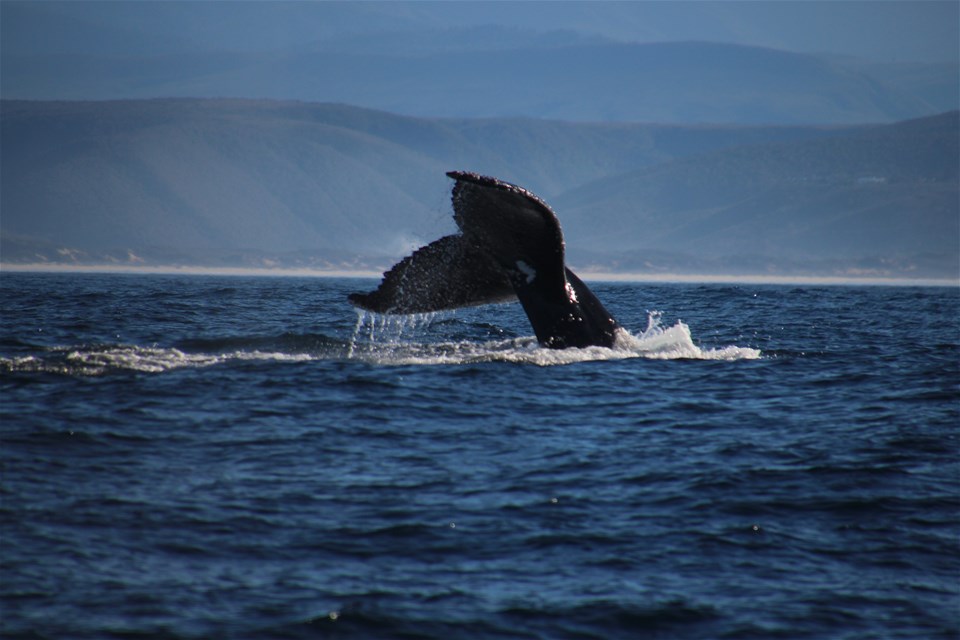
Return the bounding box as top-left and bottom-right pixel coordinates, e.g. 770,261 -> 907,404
1,272 -> 957,639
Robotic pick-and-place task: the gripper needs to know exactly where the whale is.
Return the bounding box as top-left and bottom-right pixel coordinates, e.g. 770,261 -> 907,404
348,171 -> 620,348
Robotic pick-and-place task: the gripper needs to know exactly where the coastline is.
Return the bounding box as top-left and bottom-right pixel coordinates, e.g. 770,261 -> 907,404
2,262 -> 956,288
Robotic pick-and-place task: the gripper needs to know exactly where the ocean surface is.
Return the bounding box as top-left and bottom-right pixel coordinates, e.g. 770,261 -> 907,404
1,272 -> 957,639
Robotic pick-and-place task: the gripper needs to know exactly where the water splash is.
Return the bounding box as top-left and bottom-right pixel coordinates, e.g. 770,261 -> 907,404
346,309 -> 760,366
615,310 -> 761,361
348,309 -> 442,359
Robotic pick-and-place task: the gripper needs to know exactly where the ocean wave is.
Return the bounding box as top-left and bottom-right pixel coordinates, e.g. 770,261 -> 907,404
0,312 -> 759,376
0,344 -> 317,376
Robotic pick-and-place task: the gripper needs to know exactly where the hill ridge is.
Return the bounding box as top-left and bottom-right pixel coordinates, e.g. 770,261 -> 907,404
2,100 -> 956,278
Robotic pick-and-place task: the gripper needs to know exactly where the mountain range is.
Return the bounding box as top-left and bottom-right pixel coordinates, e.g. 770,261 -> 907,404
3,2 -> 957,125
2,99 -> 956,279
558,111 -> 959,276
3,38 -> 954,126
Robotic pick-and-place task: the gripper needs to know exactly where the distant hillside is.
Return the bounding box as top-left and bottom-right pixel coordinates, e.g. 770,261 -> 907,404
816,55 -> 959,117
557,112 -> 959,277
1,99 -> 957,278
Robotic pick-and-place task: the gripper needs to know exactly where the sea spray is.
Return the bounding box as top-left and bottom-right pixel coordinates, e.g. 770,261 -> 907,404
343,309 -> 760,366
616,311 -> 761,361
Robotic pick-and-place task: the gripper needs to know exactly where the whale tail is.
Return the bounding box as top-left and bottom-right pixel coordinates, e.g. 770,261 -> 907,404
349,171 -> 620,348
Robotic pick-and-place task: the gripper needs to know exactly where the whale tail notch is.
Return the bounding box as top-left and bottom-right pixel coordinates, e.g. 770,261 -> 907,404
349,171 -> 620,348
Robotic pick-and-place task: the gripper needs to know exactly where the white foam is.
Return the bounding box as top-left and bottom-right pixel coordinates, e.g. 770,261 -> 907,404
66,346 -> 220,373
346,310 -> 761,366
1,345 -> 316,376
2,312 -> 759,375
612,311 -> 761,361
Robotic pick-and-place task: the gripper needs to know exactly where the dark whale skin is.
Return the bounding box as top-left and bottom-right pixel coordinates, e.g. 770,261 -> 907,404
349,171 -> 620,349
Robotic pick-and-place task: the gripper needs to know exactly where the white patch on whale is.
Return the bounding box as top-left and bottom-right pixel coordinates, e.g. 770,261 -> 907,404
515,260 -> 536,284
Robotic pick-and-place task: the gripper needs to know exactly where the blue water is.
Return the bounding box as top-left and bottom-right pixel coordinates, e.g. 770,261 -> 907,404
1,272 -> 957,639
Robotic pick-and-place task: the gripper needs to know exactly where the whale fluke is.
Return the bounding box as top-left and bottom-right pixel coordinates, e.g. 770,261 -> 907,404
349,171 -> 620,348
347,234 -> 515,314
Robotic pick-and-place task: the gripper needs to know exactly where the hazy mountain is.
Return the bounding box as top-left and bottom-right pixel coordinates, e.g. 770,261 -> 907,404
815,55 -> 959,115
3,38 -> 945,125
2,99 -> 956,278
0,98 -> 839,262
556,112 -> 959,277
5,1 -> 957,125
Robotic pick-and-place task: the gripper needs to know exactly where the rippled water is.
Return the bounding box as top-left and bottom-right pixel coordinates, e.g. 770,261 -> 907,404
2,272 -> 957,639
